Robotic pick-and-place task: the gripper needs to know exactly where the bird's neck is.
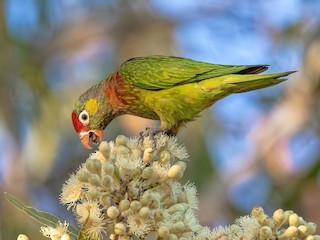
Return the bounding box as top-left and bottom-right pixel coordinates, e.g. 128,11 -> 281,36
105,71 -> 138,116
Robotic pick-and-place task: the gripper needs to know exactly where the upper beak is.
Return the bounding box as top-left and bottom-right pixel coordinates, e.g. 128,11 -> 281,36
79,129 -> 104,149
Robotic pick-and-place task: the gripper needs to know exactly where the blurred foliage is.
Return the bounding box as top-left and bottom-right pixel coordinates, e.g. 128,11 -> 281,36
0,0 -> 320,239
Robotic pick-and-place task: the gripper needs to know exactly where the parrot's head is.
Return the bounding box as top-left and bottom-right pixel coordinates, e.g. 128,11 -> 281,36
71,84 -> 114,149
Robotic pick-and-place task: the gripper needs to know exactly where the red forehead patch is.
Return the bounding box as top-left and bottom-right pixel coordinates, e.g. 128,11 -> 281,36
72,111 -> 83,133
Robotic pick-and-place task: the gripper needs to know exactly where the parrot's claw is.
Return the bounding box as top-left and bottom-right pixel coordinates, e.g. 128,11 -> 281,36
139,127 -> 160,151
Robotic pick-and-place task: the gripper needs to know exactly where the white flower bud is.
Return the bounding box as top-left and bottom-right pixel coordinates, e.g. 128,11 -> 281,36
130,200 -> 142,212
85,158 -> 102,174
102,162 -> 114,176
102,175 -> 114,188
299,216 -> 307,226
176,161 -> 187,172
88,174 -> 102,187
283,226 -> 298,238
259,226 -> 273,239
116,135 -> 127,146
273,209 -> 284,223
167,164 -> 183,178
251,206 -> 264,218
128,186 -> 139,199
143,192 -> 160,209
76,169 -> 89,182
298,225 -> 308,237
158,226 -> 170,238
132,168 -> 142,178
140,192 -> 152,206
168,233 -> 178,240
160,150 -> 170,163
154,210 -> 164,221
61,234 -> 71,240
170,221 -> 185,233
171,212 -> 184,222
114,222 -> 127,235
143,148 -> 154,162
100,195 -> 112,208
17,234 -> 29,240
289,213 -> 299,226
118,146 -> 130,155
307,222 -> 317,235
257,213 -> 271,226
151,192 -> 161,201
119,199 -> 130,212
88,188 -> 100,199
109,233 -> 117,240
107,206 -> 119,219
99,141 -> 110,160
139,207 -> 151,218
150,199 -> 160,209
142,167 -> 154,179
283,210 -> 294,225
168,203 -> 185,213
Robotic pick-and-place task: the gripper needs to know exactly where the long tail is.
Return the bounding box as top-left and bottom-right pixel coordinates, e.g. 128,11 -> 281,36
197,70 -> 295,106
220,71 -> 296,93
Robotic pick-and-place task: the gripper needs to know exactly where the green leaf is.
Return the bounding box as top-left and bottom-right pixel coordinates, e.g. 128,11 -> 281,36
4,192 -> 79,239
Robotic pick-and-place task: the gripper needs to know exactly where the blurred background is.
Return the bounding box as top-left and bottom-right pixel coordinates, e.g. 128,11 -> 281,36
1,0 -> 320,238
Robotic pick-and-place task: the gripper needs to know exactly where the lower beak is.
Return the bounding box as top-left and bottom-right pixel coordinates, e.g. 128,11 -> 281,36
79,130 -> 104,149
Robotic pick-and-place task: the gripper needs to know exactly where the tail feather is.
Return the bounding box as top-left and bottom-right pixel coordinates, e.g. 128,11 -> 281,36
221,71 -> 296,93
237,65 -> 269,74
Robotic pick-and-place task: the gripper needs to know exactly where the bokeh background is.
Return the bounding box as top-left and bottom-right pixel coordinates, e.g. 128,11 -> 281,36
1,0 -> 320,239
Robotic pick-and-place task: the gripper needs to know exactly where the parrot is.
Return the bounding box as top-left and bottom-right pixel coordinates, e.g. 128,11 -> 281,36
71,55 -> 294,149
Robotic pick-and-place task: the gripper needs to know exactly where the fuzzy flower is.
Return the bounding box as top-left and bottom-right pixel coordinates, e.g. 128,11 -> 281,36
127,213 -> 153,237
60,132 -> 195,239
210,206 -> 320,240
40,221 -> 69,240
74,199 -> 106,239
59,132 -> 319,240
60,174 -> 86,209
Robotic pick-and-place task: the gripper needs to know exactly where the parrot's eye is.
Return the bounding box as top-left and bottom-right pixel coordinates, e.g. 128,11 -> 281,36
79,110 -> 90,125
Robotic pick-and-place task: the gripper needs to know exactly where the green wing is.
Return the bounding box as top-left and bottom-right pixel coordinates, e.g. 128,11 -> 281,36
118,55 -> 268,90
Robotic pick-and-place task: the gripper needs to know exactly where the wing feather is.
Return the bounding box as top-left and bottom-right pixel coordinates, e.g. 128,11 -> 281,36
119,55 -> 268,90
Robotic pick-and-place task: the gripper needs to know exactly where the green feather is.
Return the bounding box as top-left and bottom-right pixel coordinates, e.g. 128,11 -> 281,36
142,70 -> 293,132
119,55 -> 269,90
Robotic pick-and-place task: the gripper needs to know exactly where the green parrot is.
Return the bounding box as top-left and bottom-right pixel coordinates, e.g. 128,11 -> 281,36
71,55 -> 294,149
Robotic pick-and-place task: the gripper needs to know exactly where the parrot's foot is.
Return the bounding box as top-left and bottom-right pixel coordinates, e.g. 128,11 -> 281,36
139,127 -> 161,150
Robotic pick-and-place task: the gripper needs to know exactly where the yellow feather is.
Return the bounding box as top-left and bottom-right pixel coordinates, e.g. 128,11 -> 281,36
85,98 -> 99,115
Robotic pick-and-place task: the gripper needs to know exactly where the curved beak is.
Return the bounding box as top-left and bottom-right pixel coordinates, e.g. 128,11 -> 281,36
79,129 -> 104,149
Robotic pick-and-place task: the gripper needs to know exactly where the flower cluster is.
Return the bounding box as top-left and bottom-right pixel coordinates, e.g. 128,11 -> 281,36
60,133 -> 204,239
253,206 -> 318,240
211,206 -> 319,240
51,133 -> 319,240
